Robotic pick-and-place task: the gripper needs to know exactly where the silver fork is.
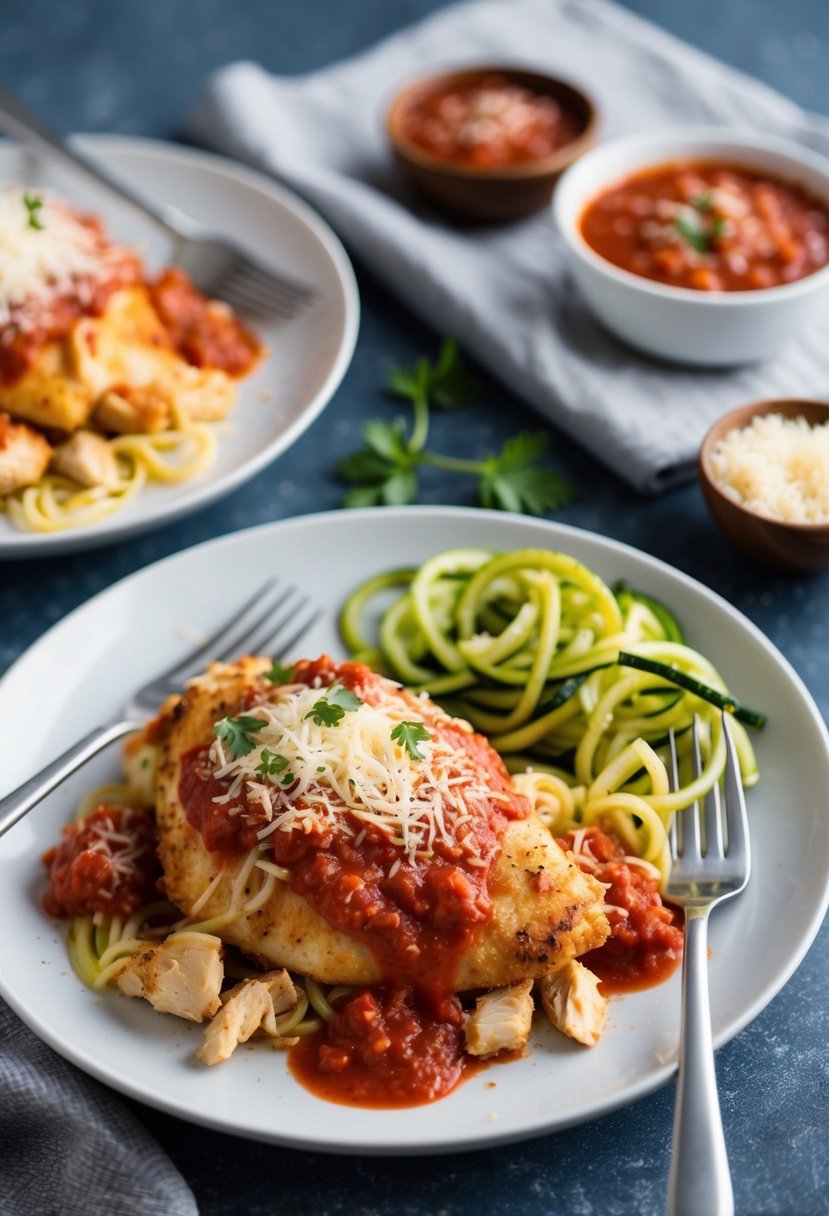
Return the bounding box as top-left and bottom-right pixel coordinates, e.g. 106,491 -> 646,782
0,579 -> 321,839
0,85 -> 317,321
665,713 -> 751,1216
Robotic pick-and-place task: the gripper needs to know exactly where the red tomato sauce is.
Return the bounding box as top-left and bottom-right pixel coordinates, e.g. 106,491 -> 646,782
559,828 -> 683,993
178,656 -> 528,1106
148,268 -> 261,377
289,986 -> 477,1109
42,804 -> 160,919
0,222 -> 141,385
580,160 -> 829,292
401,74 -> 582,169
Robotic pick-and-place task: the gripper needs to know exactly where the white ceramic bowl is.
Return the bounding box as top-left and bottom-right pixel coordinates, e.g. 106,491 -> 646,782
552,128 -> 829,366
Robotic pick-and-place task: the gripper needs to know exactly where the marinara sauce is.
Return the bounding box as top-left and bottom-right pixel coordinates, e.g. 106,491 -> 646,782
148,268 -> 261,377
0,215 -> 141,385
178,657 -> 529,1107
401,74 -> 582,169
42,804 -> 160,919
580,160 -> 829,292
559,827 -> 683,993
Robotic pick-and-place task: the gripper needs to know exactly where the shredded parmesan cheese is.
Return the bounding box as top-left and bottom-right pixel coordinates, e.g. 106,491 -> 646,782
710,413 -> 829,524
0,184 -> 132,331
208,680 -> 498,864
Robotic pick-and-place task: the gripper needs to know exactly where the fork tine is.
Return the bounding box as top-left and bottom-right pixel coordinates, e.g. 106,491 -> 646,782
667,728 -> 680,858
682,717 -> 703,861
722,713 -> 751,871
231,256 -> 317,302
219,282 -> 299,321
216,267 -> 315,317
267,605 -> 324,661
158,579 -> 286,686
234,590 -> 313,658
703,762 -> 725,860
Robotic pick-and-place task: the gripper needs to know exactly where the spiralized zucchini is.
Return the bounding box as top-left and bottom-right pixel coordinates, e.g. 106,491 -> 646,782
340,547 -> 764,885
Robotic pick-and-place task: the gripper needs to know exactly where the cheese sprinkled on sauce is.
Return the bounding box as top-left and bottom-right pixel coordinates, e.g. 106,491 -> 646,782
0,184 -> 129,331
710,413 -> 829,524
207,682 -> 502,863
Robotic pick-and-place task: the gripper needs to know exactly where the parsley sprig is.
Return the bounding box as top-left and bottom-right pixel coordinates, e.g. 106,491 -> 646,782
390,721 -> 432,760
255,748 -> 292,779
214,714 -> 266,758
304,683 -> 363,727
265,660 -> 296,684
336,339 -> 578,516
23,191 -> 45,231
674,194 -> 726,255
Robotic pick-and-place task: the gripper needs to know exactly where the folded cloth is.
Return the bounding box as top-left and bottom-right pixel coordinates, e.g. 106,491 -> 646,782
189,0 -> 829,494
0,998 -> 198,1216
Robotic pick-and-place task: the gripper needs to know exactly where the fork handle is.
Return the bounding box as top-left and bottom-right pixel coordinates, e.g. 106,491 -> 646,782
0,720 -> 139,839
667,908 -> 734,1216
0,86 -> 191,243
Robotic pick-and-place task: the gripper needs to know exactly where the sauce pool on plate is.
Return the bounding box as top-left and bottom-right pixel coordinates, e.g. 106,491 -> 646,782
580,160 -> 829,292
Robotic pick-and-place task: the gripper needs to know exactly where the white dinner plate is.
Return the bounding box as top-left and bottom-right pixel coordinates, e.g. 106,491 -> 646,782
0,136 -> 359,557
1,508 -> 827,1154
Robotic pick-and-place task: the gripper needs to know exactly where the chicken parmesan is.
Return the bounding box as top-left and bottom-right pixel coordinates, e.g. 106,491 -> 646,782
43,655 -> 612,1107
0,183 -> 261,532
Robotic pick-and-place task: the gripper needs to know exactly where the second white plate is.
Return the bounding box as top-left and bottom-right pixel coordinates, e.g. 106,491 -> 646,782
1,508 -> 827,1153
0,136 -> 359,557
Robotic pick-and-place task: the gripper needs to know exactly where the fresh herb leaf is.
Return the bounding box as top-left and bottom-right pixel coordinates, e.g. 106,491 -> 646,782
256,748 -> 291,778
690,191 -> 713,213
674,213 -> 709,255
390,720 -> 432,760
265,660 -> 296,684
304,683 -> 363,727
388,339 -> 481,412
336,341 -> 578,517
478,432 -> 580,515
23,192 -> 45,231
281,772 -> 296,786
214,714 -> 266,758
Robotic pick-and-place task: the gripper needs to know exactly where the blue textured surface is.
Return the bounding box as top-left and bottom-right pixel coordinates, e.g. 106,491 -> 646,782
1,2 -> 828,1213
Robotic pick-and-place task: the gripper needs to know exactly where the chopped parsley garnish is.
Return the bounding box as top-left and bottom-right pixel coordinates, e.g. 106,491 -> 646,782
255,748 -> 291,778
304,683 -> 363,727
23,191 -> 45,231
391,721 -> 432,760
214,714 -> 266,758
674,195 -> 727,255
336,339 -> 578,516
265,660 -> 296,684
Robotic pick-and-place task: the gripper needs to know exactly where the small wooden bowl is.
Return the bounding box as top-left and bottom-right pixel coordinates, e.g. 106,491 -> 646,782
699,398 -> 829,572
386,66 -> 597,223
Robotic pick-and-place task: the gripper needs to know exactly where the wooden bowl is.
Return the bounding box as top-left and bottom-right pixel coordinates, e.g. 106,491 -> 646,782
699,398 -> 829,572
386,66 -> 597,223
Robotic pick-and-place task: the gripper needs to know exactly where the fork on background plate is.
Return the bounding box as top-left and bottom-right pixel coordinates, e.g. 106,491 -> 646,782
0,579 -> 321,839
665,714 -> 752,1216
0,85 -> 318,321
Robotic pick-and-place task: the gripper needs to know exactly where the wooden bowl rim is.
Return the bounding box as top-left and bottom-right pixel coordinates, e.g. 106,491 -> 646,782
699,398 -> 829,535
386,65 -> 598,182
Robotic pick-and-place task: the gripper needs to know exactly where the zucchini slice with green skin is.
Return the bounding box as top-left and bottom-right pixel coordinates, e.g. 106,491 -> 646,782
613,582 -> 686,644
616,652 -> 766,728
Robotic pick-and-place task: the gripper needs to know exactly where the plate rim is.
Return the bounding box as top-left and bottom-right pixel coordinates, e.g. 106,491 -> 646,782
0,134 -> 360,559
2,505 -> 828,1154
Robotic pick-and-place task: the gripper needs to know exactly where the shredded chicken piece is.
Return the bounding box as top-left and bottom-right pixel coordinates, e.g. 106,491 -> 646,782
539,960 -> 607,1046
116,933 -> 223,1022
50,429 -> 119,488
465,978 -> 534,1057
197,976 -> 290,1065
259,969 -> 299,1017
0,412 -> 52,495
94,387 -> 168,434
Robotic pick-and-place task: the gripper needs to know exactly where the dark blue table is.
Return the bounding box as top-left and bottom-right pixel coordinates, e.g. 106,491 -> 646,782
2,2 -> 827,1213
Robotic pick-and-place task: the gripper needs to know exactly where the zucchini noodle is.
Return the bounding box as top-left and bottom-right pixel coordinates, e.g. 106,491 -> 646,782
61,785 -> 339,1040
340,547 -> 764,886
2,419 -> 216,534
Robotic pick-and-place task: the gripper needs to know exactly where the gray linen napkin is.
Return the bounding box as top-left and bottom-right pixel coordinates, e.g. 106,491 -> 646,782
189,0 -> 829,494
0,999 -> 198,1216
